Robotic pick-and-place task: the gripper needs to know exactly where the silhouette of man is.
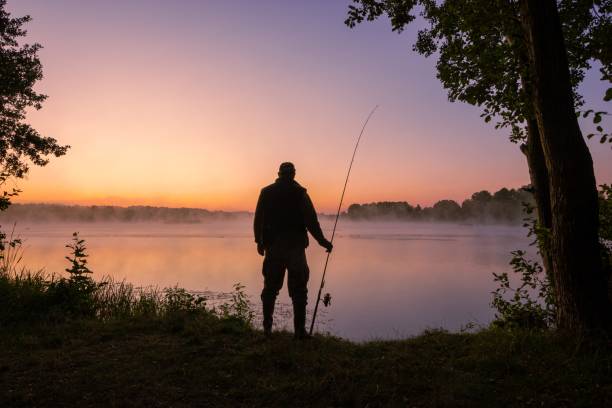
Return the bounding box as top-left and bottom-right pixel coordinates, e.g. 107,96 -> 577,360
254,162 -> 333,339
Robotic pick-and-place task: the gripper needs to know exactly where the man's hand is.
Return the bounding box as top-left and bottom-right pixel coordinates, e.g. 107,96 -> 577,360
257,243 -> 265,256
319,239 -> 333,253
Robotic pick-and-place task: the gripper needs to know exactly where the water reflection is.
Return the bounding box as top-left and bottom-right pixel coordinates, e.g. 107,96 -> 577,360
13,220 -> 529,340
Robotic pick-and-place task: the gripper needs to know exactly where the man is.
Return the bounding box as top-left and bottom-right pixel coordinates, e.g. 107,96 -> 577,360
254,162 -> 333,339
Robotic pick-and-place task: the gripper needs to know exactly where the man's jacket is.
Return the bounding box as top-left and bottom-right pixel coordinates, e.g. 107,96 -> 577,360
254,178 -> 326,249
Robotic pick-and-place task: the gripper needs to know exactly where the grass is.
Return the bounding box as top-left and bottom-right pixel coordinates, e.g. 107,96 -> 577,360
2,314 -> 612,407
2,234 -> 612,407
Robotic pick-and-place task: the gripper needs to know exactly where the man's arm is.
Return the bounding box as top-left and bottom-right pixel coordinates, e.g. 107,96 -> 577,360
254,190 -> 265,255
303,192 -> 333,252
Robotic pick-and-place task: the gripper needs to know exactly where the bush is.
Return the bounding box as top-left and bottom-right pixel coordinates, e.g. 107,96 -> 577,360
0,268 -> 51,325
491,201 -> 555,330
491,250 -> 555,329
215,283 -> 255,326
163,286 -> 207,315
0,231 -> 256,328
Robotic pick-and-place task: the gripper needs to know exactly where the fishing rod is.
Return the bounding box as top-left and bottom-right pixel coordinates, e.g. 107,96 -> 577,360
309,105 -> 379,336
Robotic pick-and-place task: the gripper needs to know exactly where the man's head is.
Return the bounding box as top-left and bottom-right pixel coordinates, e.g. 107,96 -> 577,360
278,162 -> 296,180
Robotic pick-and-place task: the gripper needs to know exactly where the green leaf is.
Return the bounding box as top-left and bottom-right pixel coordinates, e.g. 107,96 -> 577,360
601,135 -> 608,144
597,125 -> 603,132
594,115 -> 602,124
587,133 -> 595,139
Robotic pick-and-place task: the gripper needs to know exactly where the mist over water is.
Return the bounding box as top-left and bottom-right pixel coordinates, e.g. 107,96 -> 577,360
11,219 -> 530,340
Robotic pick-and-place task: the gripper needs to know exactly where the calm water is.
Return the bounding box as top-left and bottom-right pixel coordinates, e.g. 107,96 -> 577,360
12,220 -> 530,341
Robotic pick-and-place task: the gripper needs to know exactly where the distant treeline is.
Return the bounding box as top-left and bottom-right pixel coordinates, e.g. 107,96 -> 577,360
0,204 -> 249,223
345,187 -> 534,223
1,188 -> 533,224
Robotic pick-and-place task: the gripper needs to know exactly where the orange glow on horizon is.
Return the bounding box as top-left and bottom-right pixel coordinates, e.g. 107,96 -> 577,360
7,1 -> 610,213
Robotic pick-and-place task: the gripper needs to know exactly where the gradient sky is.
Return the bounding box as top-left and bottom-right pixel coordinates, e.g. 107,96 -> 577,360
7,0 -> 612,212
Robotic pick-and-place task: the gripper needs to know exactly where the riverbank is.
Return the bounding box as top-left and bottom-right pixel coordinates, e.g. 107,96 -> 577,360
2,315 -> 611,407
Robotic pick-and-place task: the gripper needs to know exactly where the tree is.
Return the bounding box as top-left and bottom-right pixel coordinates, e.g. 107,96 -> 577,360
0,1 -> 68,255
346,0 -> 611,332
432,199 -> 462,221
0,0 -> 68,193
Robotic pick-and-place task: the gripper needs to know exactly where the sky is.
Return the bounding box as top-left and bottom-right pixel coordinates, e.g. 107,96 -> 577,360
7,0 -> 612,212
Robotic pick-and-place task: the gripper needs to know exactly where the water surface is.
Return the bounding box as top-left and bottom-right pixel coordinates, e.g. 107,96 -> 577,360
13,220 -> 530,340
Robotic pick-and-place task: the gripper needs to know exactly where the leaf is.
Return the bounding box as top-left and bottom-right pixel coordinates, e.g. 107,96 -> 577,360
601,135 -> 608,144
594,115 -> 602,124
597,125 -> 603,132
587,133 -> 595,139
583,109 -> 594,118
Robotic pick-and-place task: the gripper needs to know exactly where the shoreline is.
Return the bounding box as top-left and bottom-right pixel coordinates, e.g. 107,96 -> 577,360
2,315 -> 611,407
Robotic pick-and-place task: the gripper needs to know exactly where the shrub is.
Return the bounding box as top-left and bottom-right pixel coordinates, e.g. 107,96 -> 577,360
491,200 -> 555,330
215,283 -> 254,326
0,230 -> 256,328
1,232 -> 103,324
491,250 -> 555,329
163,286 -> 207,315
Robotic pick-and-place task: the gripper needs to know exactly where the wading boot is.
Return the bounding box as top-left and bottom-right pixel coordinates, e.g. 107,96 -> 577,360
293,302 -> 311,340
262,297 -> 275,337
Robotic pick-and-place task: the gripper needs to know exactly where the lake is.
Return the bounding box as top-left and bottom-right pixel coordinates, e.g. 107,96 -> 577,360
10,220 -> 531,341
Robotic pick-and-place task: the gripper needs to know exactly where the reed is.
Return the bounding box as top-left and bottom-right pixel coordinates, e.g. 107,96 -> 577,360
0,234 -> 253,327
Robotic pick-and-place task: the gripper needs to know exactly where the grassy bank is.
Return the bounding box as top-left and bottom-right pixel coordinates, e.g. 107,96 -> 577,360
2,234 -> 612,407
2,314 -> 612,407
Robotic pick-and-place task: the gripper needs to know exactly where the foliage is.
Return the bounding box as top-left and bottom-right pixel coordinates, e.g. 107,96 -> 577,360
347,0 -> 610,332
600,184 -> 612,244
64,232 -> 95,290
0,268 -> 49,325
0,223 -> 21,271
346,186 -> 533,222
0,234 -> 113,323
0,203 -> 240,223
491,250 -> 555,329
583,109 -> 612,148
42,232 -> 101,317
163,286 -> 207,314
489,185 -> 612,330
0,172 -> 19,213
431,199 -> 462,221
0,231 -> 256,327
215,283 -> 255,326
93,277 -> 163,320
600,184 -> 612,276
491,200 -> 556,329
0,0 -> 68,182
345,0 -> 611,145
0,1 -> 68,293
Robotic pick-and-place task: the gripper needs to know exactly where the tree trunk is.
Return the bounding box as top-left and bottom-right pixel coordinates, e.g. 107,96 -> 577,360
514,17 -> 554,288
520,0 -> 610,332
521,119 -> 553,278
